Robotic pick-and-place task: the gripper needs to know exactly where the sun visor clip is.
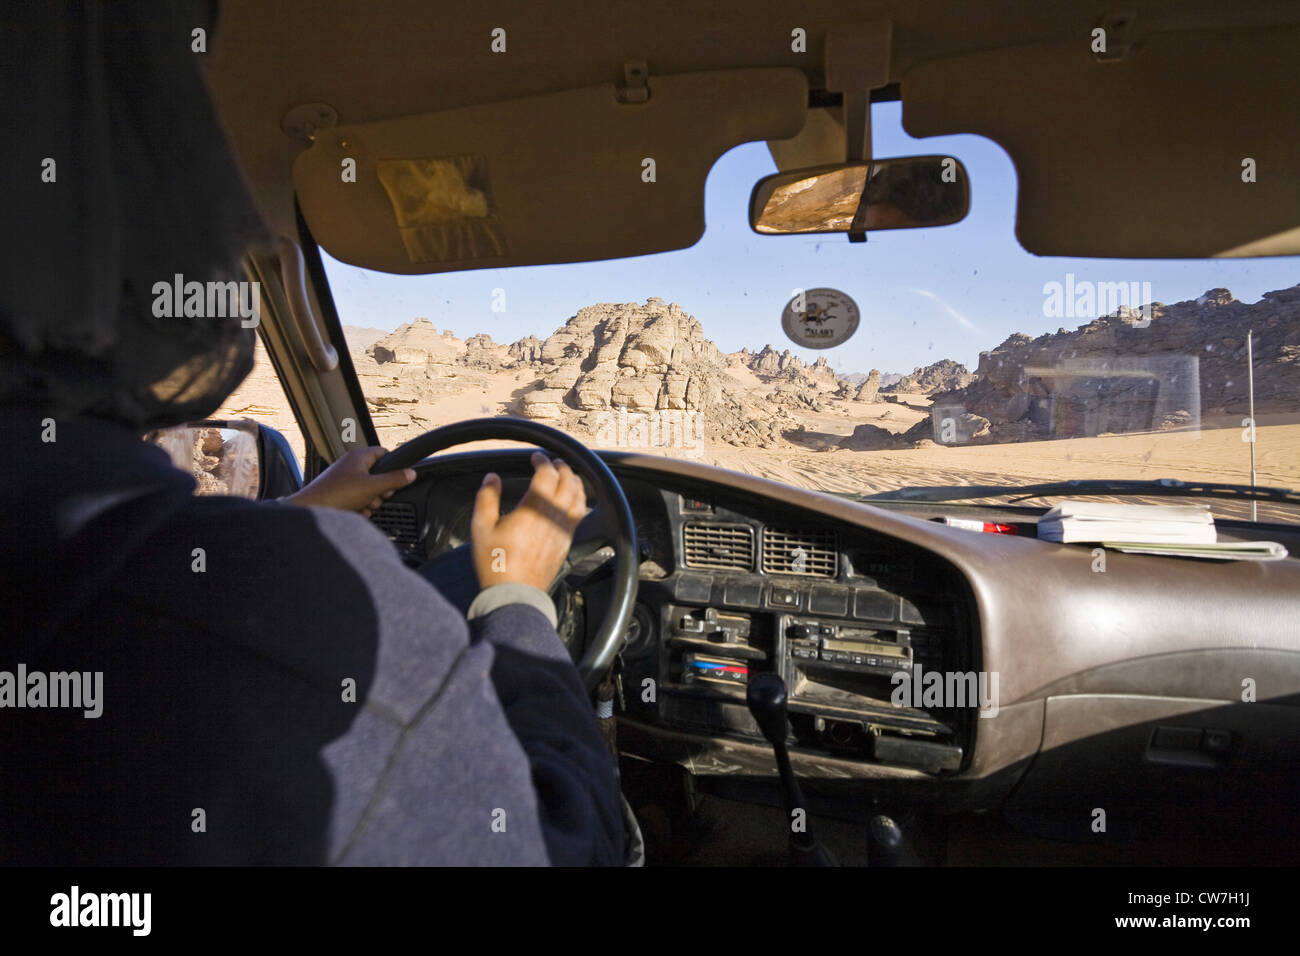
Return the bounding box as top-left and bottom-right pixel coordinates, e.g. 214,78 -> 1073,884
281,103 -> 339,144
617,60 -> 651,104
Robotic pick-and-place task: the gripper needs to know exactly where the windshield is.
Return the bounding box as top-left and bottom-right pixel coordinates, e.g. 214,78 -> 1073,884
321,103 -> 1299,523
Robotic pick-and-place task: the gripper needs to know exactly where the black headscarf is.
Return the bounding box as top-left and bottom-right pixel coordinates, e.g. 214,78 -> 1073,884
0,0 -> 270,430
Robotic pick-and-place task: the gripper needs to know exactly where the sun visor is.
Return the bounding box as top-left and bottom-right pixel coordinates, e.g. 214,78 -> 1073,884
293,69 -> 807,274
902,25 -> 1300,258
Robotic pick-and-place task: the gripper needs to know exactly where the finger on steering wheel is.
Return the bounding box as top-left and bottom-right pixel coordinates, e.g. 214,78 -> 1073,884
528,450 -> 561,495
552,461 -> 585,518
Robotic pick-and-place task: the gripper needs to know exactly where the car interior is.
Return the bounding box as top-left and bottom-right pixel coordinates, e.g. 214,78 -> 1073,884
179,1 -> 1300,866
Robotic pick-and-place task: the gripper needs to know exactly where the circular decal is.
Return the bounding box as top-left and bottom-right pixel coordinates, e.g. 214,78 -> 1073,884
781,288 -> 860,349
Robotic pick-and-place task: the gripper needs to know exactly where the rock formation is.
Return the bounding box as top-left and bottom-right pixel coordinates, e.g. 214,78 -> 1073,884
738,344 -> 842,390
507,335 -> 544,364
854,369 -> 881,403
920,284 -> 1300,443
837,422 -> 902,450
370,317 -> 465,365
515,299 -> 799,446
880,358 -> 974,395
460,332 -> 509,369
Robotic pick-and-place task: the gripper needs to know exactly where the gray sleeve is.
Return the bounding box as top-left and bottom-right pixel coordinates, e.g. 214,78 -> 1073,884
467,581 -> 558,627
300,508 -> 620,865
301,509 -> 559,864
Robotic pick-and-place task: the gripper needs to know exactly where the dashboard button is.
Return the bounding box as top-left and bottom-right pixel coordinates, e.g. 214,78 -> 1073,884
854,589 -> 895,621
768,586 -> 801,608
722,581 -> 763,608
675,574 -> 713,602
809,587 -> 850,616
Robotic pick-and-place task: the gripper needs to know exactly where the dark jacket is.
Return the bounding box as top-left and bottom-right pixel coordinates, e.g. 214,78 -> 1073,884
0,410 -> 624,865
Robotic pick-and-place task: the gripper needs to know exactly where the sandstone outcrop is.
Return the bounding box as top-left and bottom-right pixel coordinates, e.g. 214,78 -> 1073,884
880,358 -> 974,395
920,284 -> 1300,442
370,318 -> 465,365
515,299 -> 799,446
854,369 -> 882,403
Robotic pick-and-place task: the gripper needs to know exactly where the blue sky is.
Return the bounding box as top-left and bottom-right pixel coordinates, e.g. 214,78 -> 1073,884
323,102 -> 1299,375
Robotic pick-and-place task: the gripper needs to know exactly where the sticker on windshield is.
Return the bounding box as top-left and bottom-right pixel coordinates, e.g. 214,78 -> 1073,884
781,288 -> 859,349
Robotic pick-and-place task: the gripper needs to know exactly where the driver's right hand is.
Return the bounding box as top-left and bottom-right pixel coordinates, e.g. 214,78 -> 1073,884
470,451 -> 588,592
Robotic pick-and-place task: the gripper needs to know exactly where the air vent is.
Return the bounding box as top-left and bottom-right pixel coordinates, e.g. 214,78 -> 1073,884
371,501 -> 419,550
683,522 -> 755,571
762,528 -> 838,577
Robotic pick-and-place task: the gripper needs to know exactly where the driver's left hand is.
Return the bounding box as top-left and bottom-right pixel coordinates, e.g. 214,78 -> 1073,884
281,446 -> 417,516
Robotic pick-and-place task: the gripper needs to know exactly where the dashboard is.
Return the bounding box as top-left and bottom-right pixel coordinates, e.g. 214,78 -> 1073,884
373,459 -> 977,773
370,448 -> 1300,839
616,488 -> 976,776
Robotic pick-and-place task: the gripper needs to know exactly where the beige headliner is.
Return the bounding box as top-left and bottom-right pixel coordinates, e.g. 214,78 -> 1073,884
205,0 -> 1300,269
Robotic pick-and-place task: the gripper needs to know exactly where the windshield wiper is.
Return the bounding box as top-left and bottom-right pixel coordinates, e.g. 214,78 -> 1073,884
857,477 -> 1300,506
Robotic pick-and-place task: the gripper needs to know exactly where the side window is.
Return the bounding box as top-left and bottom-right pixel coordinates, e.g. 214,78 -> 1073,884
210,336 -> 307,466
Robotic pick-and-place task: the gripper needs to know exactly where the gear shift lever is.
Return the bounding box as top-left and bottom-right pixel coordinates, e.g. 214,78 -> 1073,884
746,673 -> 836,866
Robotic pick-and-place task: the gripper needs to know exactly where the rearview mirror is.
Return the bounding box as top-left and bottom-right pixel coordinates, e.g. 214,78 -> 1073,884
750,156 -> 969,235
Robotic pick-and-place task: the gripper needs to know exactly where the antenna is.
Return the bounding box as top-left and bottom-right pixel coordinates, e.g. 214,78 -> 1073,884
1247,329 -> 1256,522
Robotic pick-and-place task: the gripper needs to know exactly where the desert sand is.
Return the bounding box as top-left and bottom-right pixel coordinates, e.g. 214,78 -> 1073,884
215,339 -> 1299,524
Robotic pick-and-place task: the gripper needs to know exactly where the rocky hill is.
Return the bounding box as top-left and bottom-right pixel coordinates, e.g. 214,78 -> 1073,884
911,285 -> 1300,444
461,332 -> 510,369
843,370 -> 904,388
365,320 -> 537,373
351,299 -> 981,449
880,358 -> 975,395
370,317 -> 466,364
516,298 -> 796,446
729,345 -> 841,389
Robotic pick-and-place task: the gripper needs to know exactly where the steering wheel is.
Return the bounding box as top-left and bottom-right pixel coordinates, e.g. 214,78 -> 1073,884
369,418 -> 638,693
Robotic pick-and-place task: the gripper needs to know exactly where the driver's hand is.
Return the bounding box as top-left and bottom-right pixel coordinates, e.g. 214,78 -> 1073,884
471,451 -> 587,592
280,447 -> 417,517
